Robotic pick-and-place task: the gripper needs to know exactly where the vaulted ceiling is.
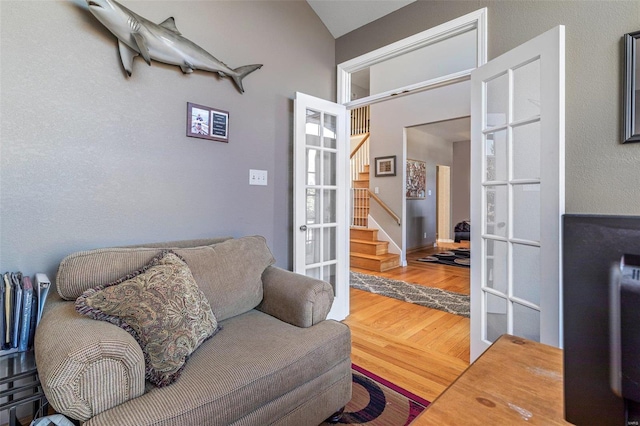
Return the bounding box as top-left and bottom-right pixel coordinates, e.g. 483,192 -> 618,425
305,0 -> 416,38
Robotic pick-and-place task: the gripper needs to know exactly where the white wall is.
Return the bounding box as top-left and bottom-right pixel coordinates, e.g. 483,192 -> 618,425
0,0 -> 335,278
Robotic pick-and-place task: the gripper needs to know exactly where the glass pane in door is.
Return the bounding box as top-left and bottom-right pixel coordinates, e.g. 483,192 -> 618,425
513,184 -> 540,242
485,185 -> 507,237
512,244 -> 541,306
323,189 -> 336,223
306,189 -> 319,225
323,114 -> 337,149
485,130 -> 507,182
306,149 -> 319,185
305,228 -> 320,265
323,227 -> 336,262
305,109 -> 321,146
512,122 -> 541,180
485,72 -> 508,129
323,152 -> 337,185
513,303 -> 540,342
513,59 -> 541,122
486,293 -> 508,343
350,28 -> 478,100
323,264 -> 336,291
485,239 -> 508,294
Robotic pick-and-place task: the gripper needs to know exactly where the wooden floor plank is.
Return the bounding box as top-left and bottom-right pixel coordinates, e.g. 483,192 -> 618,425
345,244 -> 471,402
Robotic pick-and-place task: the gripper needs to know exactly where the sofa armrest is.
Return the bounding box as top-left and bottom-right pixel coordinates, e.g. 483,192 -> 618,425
35,293 -> 146,422
258,266 -> 334,327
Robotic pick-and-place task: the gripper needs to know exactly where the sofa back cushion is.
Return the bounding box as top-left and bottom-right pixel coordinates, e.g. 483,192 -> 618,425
57,236 -> 276,321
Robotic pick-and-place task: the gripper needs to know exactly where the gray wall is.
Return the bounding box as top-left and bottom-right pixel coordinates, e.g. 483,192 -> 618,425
406,127 -> 453,250
0,0 -> 335,279
369,82 -> 470,250
452,140 -> 471,228
337,0 -> 640,216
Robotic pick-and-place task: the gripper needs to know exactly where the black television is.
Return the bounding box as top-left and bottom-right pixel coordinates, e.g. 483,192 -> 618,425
563,214 -> 640,425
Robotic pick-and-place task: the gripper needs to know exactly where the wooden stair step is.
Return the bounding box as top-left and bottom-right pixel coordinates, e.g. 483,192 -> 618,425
351,238 -> 389,256
358,171 -> 370,180
350,252 -> 400,272
353,180 -> 369,189
350,227 -> 378,241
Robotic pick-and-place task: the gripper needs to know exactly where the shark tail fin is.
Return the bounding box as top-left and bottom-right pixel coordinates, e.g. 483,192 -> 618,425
231,64 -> 263,93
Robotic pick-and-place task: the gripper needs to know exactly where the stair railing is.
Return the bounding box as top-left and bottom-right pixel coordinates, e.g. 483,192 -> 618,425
350,133 -> 370,183
351,188 -> 369,228
350,131 -> 370,227
351,188 -> 401,227
351,105 -> 370,135
368,190 -> 401,225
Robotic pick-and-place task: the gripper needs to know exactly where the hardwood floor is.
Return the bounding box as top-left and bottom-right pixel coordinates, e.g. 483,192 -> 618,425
344,243 -> 471,402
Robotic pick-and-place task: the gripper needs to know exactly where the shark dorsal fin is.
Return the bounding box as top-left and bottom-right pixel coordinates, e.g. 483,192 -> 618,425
159,17 -> 181,35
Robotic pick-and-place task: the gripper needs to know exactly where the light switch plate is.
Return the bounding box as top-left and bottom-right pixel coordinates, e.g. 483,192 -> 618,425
249,169 -> 268,186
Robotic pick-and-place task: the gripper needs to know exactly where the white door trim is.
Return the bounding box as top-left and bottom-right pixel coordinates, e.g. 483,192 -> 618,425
337,8 -> 488,107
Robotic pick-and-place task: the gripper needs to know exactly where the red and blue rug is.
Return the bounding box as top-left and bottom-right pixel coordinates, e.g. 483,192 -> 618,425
326,364 -> 430,425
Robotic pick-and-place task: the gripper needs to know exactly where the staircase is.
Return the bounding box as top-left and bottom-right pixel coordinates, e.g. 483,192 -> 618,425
350,228 -> 400,272
352,165 -> 370,227
350,164 -> 400,272
349,108 -> 400,272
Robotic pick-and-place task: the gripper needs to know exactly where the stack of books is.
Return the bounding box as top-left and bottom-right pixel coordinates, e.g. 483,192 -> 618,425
0,272 -> 51,355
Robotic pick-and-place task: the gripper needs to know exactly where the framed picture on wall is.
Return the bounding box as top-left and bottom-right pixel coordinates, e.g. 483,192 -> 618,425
623,30 -> 640,143
186,102 -> 229,143
406,159 -> 426,199
375,156 -> 396,177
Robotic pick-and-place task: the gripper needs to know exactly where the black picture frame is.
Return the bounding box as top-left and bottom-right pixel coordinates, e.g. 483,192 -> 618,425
374,155 -> 396,177
186,102 -> 229,143
623,31 -> 640,144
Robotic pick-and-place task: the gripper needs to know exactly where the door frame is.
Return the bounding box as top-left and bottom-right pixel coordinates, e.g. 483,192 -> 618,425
338,9 -> 487,275
337,8 -> 488,108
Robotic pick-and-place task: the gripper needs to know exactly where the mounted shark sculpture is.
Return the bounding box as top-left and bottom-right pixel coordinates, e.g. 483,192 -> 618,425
86,0 -> 262,93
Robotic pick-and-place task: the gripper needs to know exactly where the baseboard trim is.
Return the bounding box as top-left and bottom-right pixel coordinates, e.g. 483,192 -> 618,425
407,244 -> 435,254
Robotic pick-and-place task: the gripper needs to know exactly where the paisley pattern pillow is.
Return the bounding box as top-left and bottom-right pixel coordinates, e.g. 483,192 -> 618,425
75,250 -> 219,387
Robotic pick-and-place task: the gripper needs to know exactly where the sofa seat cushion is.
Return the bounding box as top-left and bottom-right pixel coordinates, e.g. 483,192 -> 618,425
83,310 -> 351,426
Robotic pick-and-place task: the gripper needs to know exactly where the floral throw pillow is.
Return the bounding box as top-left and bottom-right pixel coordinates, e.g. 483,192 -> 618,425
75,250 -> 219,387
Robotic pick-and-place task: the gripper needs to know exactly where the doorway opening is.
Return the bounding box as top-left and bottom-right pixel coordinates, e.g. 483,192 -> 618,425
336,7 -> 486,405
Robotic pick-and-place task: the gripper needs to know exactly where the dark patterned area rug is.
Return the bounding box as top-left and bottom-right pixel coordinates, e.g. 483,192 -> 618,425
323,364 -> 430,425
350,271 -> 470,317
416,248 -> 470,268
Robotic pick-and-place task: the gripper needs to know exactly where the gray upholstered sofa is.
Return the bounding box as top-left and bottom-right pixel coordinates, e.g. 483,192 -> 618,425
34,236 -> 352,426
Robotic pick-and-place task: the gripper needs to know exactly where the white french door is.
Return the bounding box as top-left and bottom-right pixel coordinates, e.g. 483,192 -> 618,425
470,26 -> 565,360
293,92 -> 349,320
